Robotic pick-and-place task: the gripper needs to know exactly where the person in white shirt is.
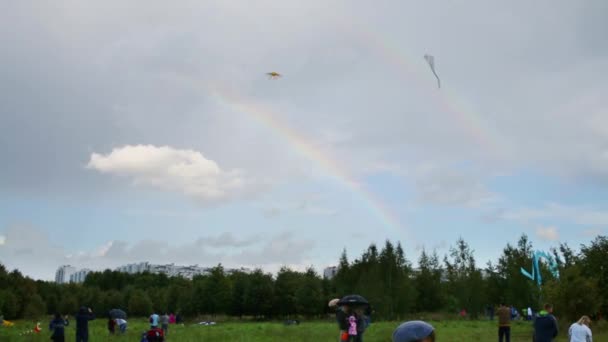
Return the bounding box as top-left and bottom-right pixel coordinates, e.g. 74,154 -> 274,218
569,315 -> 592,342
527,307 -> 533,321
115,318 -> 127,334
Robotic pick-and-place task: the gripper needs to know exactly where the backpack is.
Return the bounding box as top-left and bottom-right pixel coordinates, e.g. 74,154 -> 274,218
146,327 -> 165,342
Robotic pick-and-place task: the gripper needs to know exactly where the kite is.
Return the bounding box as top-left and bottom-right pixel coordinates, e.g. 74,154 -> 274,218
266,72 -> 282,80
424,54 -> 441,88
520,250 -> 560,287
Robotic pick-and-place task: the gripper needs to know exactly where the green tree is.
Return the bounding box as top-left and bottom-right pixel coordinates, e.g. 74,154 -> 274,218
295,268 -> 323,317
228,272 -> 248,318
128,290 -> 153,316
200,265 -> 231,316
244,270 -> 274,318
274,267 -> 299,317
0,291 -> 19,319
23,294 -> 46,319
544,264 -> 600,321
444,237 -> 484,317
415,249 -> 444,312
497,235 -> 539,310
579,236 -> 608,315
59,294 -> 79,315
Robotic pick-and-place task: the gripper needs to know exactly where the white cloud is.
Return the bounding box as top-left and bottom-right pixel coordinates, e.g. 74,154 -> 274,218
495,203 -> 608,226
409,164 -> 499,207
0,235 -> 5,245
87,145 -> 249,203
582,228 -> 605,238
536,226 -> 560,242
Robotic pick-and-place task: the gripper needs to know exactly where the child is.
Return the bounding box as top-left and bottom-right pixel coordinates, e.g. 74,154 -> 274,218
348,315 -> 358,341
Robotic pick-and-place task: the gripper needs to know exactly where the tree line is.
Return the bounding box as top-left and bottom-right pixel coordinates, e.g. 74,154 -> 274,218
0,235 -> 606,322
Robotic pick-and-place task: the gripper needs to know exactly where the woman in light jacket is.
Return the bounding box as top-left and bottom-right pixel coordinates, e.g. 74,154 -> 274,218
569,315 -> 592,342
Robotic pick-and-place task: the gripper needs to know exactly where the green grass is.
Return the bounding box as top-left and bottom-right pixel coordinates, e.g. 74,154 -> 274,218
1,319 -> 606,341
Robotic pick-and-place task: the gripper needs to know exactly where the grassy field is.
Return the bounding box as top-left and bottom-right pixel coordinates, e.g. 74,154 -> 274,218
1,319 -> 606,341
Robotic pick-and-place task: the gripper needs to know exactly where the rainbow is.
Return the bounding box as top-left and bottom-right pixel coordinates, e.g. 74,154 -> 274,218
206,85 -> 408,238
344,23 -> 504,154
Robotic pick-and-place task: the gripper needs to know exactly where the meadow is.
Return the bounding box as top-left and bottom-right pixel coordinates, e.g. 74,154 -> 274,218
1,319 -> 606,342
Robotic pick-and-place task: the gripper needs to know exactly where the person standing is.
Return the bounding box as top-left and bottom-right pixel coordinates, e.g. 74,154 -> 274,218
160,313 -> 170,336
534,304 -> 559,342
49,313 -> 69,342
75,307 -> 95,342
149,312 -> 160,329
107,317 -> 116,334
568,315 -> 592,342
497,303 -> 511,342
527,307 -> 533,321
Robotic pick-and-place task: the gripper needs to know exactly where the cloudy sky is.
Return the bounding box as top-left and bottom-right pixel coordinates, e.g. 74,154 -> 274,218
1,1 -> 607,280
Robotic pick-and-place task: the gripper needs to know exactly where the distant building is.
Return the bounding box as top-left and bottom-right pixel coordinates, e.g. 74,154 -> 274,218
323,266 -> 338,279
116,262 -> 151,274
56,262 -> 254,282
70,269 -> 91,283
115,262 -> 217,279
55,265 -> 77,284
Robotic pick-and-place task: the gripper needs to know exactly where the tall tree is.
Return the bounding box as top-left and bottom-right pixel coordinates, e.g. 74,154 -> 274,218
579,236 -> 608,316
274,267 -> 299,317
295,268 -> 323,317
444,237 -> 484,317
416,249 -> 444,312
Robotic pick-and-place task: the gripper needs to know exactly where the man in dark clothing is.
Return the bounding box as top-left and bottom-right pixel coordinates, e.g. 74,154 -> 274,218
497,303 -> 511,342
533,304 -> 558,342
75,307 -> 95,342
49,313 -> 69,342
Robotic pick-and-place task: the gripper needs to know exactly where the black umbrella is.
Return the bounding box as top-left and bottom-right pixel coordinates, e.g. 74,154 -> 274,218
108,309 -> 127,319
337,294 -> 369,307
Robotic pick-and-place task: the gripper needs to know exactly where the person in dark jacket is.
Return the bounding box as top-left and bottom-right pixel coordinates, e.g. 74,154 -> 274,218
49,313 -> 69,342
107,317 -> 116,334
75,307 -> 95,342
533,304 -> 558,342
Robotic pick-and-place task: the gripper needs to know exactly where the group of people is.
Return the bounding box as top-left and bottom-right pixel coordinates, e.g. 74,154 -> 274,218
330,297 -> 435,342
497,303 -> 593,342
46,307 -> 185,342
48,306 -> 95,342
329,298 -> 372,342
107,317 -> 128,334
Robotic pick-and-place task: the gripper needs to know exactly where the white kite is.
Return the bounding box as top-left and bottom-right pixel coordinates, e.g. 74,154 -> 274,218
424,54 -> 441,88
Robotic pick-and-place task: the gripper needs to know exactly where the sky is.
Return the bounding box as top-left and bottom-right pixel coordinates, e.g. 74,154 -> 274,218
1,0 -> 607,280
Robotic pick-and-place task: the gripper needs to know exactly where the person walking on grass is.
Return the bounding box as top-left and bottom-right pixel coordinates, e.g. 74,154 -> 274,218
49,313 -> 69,342
534,304 -> 558,342
149,312 -> 160,329
569,315 -> 592,342
160,312 -> 170,336
75,307 -> 95,342
497,303 -> 511,342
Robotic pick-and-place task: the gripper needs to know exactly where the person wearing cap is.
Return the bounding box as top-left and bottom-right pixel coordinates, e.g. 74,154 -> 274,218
393,320 -> 435,342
